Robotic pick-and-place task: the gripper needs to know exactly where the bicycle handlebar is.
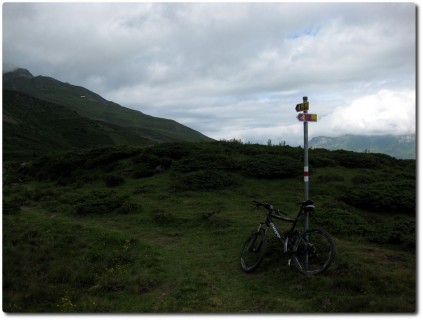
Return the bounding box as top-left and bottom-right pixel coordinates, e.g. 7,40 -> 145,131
252,200 -> 287,216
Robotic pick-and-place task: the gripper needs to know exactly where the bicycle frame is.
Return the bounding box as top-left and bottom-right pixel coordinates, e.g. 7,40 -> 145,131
257,205 -> 305,251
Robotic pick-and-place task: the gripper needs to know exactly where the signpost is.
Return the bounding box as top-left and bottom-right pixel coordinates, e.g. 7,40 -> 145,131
295,96 -> 316,271
295,102 -> 309,112
296,113 -> 317,122
294,96 -> 317,231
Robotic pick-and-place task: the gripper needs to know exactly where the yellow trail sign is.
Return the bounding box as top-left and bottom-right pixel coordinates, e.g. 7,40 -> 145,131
295,102 -> 309,112
297,113 -> 317,122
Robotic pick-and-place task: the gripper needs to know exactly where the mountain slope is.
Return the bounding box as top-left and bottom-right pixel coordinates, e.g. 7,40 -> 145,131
3,68 -> 212,143
3,90 -> 154,160
309,134 -> 415,159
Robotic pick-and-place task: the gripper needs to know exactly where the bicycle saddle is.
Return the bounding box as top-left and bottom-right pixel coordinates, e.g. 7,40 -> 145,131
303,200 -> 315,212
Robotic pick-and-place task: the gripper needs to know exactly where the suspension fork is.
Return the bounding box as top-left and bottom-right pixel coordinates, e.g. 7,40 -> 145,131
265,217 -> 290,253
257,221 -> 268,233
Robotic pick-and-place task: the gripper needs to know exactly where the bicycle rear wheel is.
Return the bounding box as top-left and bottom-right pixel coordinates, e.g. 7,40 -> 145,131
240,230 -> 267,273
292,228 -> 335,275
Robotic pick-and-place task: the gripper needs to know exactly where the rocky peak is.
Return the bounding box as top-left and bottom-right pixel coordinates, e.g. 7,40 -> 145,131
4,68 -> 34,79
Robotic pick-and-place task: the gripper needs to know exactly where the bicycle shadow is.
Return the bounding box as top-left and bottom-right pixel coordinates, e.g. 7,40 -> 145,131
255,237 -> 297,274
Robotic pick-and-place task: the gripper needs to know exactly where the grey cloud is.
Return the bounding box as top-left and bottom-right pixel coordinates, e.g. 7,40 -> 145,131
3,2 -> 415,145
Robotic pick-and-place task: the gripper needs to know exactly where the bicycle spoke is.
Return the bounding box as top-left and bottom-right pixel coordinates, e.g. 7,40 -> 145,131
292,228 -> 334,275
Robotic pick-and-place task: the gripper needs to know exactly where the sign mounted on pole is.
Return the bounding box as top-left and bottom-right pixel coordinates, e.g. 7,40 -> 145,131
296,113 -> 317,122
295,102 -> 309,112
293,96 -> 318,236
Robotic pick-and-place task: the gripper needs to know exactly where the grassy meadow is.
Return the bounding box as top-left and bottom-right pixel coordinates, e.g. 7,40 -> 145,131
3,141 -> 416,312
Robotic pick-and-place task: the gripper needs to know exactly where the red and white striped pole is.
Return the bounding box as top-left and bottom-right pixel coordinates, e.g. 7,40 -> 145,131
302,96 -> 310,232
295,96 -> 316,232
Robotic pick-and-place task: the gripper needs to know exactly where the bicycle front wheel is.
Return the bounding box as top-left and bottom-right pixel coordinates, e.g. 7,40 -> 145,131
292,228 -> 335,275
240,230 -> 267,273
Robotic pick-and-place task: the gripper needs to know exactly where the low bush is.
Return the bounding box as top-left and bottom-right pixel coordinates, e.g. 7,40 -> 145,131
70,191 -> 133,216
30,153 -> 83,181
313,208 -> 371,237
351,174 -> 379,185
104,175 -> 125,187
178,170 -> 238,191
132,152 -> 172,168
330,150 -> 394,169
367,216 -> 415,249
240,155 -> 301,179
28,147 -> 141,182
116,203 -> 139,214
309,149 -> 338,168
174,154 -> 238,173
153,209 -> 175,225
83,147 -> 140,169
343,180 -> 415,214
198,211 -> 232,228
315,174 -> 345,184
146,142 -> 192,160
3,200 -> 21,215
132,164 -> 156,179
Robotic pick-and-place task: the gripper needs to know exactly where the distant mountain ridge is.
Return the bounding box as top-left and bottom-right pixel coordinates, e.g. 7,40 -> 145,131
3,68 -> 213,160
3,68 -> 212,142
309,134 -> 415,159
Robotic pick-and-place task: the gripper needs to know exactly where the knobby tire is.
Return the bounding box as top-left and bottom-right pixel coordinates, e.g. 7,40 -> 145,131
240,230 -> 267,273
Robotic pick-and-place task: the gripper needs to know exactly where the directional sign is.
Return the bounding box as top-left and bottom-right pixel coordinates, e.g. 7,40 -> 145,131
297,113 -> 317,122
295,102 -> 309,112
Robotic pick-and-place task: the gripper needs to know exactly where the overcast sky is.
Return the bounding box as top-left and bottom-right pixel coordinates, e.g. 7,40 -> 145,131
2,2 -> 416,146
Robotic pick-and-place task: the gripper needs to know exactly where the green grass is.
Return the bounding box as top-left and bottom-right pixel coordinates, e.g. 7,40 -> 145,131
3,141 -> 416,312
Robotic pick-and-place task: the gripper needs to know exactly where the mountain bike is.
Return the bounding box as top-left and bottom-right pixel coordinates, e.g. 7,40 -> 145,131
240,200 -> 335,275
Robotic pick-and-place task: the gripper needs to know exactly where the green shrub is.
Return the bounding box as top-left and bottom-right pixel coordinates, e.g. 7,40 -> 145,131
3,200 -> 21,215
153,209 -> 175,224
351,174 -> 379,185
28,147 -> 140,182
313,208 -> 371,237
174,154 -> 238,173
316,174 -> 345,183
104,175 -> 125,187
30,154 -> 83,181
147,142 -> 192,160
343,180 -> 415,214
71,191 -> 130,216
367,216 -> 415,249
331,150 -> 390,169
309,149 -> 338,167
198,211 -> 232,228
240,155 -> 301,179
132,152 -> 172,168
178,170 -> 238,191
132,163 -> 155,179
83,147 -> 140,169
115,203 -> 139,214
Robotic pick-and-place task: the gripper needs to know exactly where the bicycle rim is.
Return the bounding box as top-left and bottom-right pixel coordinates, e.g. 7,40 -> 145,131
292,228 -> 334,275
240,230 -> 267,273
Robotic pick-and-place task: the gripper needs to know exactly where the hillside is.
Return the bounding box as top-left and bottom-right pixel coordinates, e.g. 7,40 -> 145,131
3,68 -> 213,150
3,90 -> 154,160
3,141 -> 416,312
309,134 -> 415,159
